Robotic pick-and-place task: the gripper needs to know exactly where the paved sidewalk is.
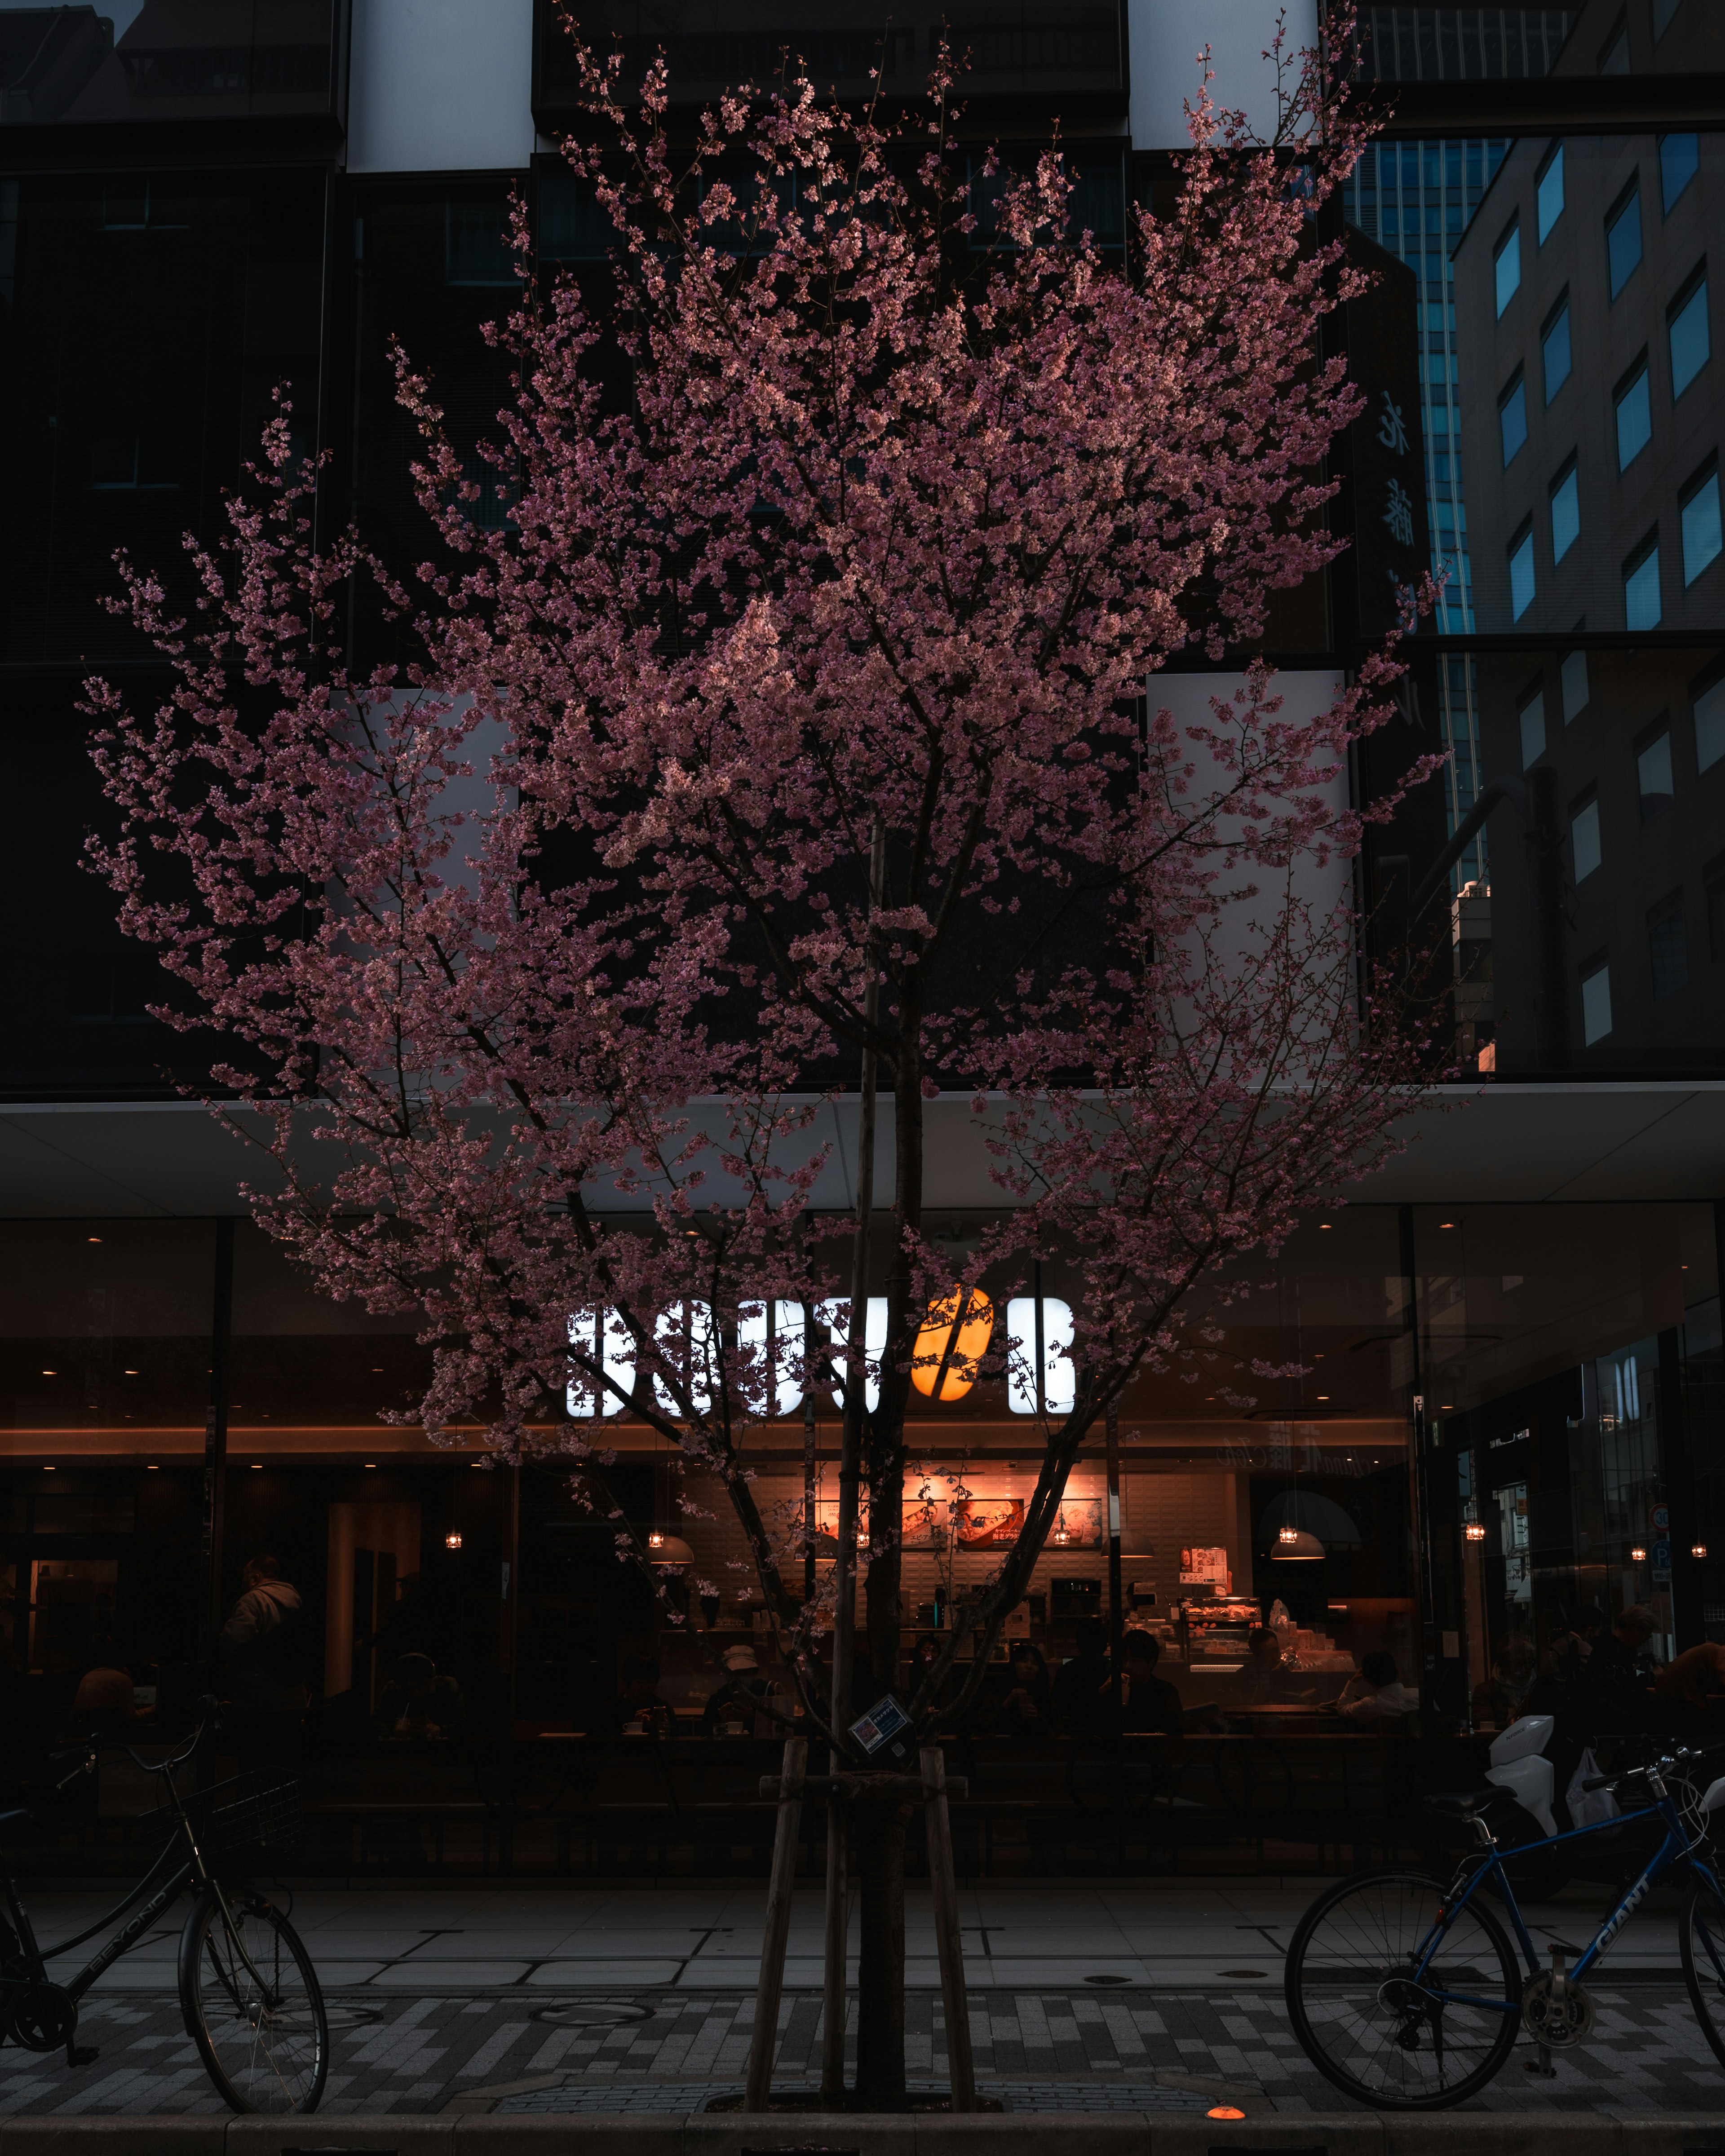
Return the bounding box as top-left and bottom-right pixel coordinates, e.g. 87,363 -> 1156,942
27,1878 -> 1698,1993
3,1880 -> 1720,2118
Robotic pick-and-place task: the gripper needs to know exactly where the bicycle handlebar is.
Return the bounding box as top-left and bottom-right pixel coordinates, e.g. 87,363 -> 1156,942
49,1696 -> 224,1787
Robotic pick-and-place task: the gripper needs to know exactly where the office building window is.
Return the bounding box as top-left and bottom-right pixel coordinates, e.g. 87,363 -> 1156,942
1607,186 -> 1643,299
1543,295 -> 1573,402
1571,791 -> 1602,882
1637,723 -> 1675,820
1647,892 -> 1689,1001
1670,271 -> 1712,400
1495,220 -> 1522,317
1580,956 -> 1613,1045
1561,649 -> 1589,722
1682,464 -> 1723,585
1518,683 -> 1547,769
1500,372 -> 1529,466
1707,854 -> 1725,963
1696,670 -> 1725,775
88,435 -> 177,490
1624,536 -> 1663,630
1654,0 -> 1684,38
1550,459 -> 1580,562
1537,144 -> 1565,243
1615,360 -> 1653,469
1660,134 -> 1700,215
444,195 -> 516,287
102,176 -> 150,230
1599,16 -> 1630,72
1509,523 -> 1537,621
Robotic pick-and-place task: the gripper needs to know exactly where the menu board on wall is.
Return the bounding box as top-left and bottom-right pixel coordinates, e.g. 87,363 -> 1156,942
1179,1546 -> 1231,1591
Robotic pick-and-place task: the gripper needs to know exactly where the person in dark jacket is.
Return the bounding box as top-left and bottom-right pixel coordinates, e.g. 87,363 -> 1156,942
1051,1619 -> 1114,1733
1118,1631 -> 1184,1735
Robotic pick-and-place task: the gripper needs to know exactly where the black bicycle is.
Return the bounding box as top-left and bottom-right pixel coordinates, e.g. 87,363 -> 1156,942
0,1700 -> 328,2113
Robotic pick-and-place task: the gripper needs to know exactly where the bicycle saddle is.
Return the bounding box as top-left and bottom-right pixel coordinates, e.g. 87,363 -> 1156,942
1424,1788 -> 1518,1820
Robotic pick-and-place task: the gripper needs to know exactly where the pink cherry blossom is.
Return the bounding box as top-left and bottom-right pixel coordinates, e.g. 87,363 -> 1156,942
84,7 -> 1444,2103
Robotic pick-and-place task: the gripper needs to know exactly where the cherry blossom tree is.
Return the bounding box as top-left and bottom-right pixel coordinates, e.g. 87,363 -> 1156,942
84,17 -> 1438,2105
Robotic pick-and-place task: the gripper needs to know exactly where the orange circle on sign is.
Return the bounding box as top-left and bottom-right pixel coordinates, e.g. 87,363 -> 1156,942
911,1287 -> 994,1401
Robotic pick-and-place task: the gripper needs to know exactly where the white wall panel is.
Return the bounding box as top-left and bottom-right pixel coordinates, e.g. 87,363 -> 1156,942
348,0 -> 535,174
1128,0 -> 1320,152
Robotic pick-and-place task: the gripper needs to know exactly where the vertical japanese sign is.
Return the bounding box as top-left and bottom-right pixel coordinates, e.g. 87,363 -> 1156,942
1345,230 -> 1429,642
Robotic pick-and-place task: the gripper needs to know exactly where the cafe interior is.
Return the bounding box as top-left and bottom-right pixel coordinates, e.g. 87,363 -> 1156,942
2,1198 -> 1718,1876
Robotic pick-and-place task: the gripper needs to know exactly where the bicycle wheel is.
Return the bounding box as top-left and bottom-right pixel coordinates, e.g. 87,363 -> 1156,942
1284,1865 -> 1522,2109
179,1885 -> 327,2113
1680,1872 -> 1725,2069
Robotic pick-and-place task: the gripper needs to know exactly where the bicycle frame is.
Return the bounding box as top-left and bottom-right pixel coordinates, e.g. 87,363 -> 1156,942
2,1833 -> 196,2011
1,1721 -> 281,2021
1413,1794 -> 1725,2014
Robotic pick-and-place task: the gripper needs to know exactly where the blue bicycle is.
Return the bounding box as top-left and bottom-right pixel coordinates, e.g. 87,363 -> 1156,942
1284,1741 -> 1725,2107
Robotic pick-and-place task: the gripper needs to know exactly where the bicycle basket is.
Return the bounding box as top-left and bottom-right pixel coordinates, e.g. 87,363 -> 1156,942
200,1772 -> 302,1869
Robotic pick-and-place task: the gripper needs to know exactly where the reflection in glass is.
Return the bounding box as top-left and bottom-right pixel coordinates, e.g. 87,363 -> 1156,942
0,0 -> 341,127
1624,535 -> 1663,628
1647,891 -> 1688,999
1499,371 -> 1528,464
1660,133 -> 1700,214
1607,186 -> 1642,299
1571,792 -> 1602,880
1509,522 -> 1536,618
1542,294 -> 1572,401
1517,682 -> 1546,769
1550,458 -> 1580,561
1561,648 -> 1589,721
1698,673 -> 1725,772
1637,725 -> 1675,818
1495,220 -> 1522,316
1669,273 -> 1711,402
1614,359 -> 1651,468
1580,957 -> 1612,1043
1681,465 -> 1722,586
1537,142 -> 1564,243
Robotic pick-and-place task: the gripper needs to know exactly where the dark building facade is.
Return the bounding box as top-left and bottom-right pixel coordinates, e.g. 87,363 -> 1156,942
0,0 -> 1721,1875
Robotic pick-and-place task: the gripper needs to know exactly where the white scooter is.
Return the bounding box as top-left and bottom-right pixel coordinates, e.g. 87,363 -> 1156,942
1479,1715 -> 1575,1899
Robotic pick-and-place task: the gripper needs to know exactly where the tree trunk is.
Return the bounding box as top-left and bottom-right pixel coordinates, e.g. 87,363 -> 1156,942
851,1800 -> 910,2109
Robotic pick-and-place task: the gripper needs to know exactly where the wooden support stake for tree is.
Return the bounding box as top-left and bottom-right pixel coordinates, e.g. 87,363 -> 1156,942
820,1789 -> 848,2103
744,1735 -> 807,2113
919,1745 -> 975,2113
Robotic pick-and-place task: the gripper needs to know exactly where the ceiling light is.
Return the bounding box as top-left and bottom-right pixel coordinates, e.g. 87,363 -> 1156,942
1272,1527 -> 1325,1560
1630,1545 -> 1648,1563
445,1531 -> 463,1550
1693,1543 -> 1708,1560
1464,1522 -> 1486,1542
251,1463 -> 263,1470
87,1236 -> 102,1244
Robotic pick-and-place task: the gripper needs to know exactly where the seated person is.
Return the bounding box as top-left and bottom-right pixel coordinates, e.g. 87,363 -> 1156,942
610,1653 -> 674,1736
70,1639 -> 151,1731
1336,1649 -> 1419,1724
1579,1604 -> 1660,1727
1118,1631 -> 1183,1736
702,1644 -> 777,1735
988,1644 -> 1056,1733
374,1652 -> 466,1741
1471,1636 -> 1536,1731
1238,1625 -> 1318,1704
907,1632 -> 957,1710
1051,1618 -> 1114,1734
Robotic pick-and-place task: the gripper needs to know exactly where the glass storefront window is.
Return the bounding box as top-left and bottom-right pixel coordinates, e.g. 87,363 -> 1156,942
1412,1202 -> 1720,1729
